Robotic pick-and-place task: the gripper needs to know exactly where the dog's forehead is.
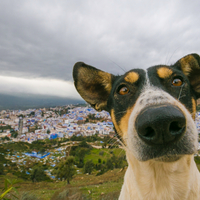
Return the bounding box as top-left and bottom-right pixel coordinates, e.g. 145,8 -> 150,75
147,64 -> 184,79
118,65 -> 178,84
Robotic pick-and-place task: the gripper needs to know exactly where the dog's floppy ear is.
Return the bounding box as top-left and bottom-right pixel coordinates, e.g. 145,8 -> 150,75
175,53 -> 200,98
73,62 -> 115,111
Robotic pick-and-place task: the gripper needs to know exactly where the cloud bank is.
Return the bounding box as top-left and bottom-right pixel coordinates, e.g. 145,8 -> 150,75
0,0 -> 200,97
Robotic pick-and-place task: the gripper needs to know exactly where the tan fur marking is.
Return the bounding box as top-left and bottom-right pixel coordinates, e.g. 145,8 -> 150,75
111,109 -> 122,136
119,106 -> 135,139
111,106 -> 134,143
157,67 -> 173,79
124,72 -> 139,83
179,55 -> 199,76
192,98 -> 196,120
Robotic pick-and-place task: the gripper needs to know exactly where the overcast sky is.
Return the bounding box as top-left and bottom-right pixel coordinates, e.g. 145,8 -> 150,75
0,0 -> 200,99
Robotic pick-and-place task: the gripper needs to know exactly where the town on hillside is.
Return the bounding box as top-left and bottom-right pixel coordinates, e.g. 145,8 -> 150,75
0,104 -> 199,143
0,104 -> 125,183
0,104 -> 115,143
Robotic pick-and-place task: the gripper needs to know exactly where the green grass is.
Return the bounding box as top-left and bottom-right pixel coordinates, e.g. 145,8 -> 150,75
85,148 -> 125,164
0,168 -> 125,200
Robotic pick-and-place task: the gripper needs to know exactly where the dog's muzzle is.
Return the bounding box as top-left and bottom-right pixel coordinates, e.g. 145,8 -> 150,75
135,104 -> 186,146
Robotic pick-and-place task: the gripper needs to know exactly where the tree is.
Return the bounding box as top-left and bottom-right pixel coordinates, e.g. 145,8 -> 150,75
2,136 -> 10,141
79,140 -> 92,148
47,129 -> 50,134
40,148 -> 46,154
29,111 -> 35,116
83,160 -> 94,175
55,156 -> 76,184
11,131 -> 18,138
30,165 -> 49,182
106,155 -> 125,170
106,158 -> 114,170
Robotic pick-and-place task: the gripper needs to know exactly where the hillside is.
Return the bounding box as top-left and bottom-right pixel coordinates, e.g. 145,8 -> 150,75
0,136 -> 126,200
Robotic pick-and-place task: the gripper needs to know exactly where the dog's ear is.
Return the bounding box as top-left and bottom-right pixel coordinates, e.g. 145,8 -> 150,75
73,62 -> 115,111
175,53 -> 200,98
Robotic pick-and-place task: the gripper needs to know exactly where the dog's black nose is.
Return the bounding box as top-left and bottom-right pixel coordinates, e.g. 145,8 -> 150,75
135,104 -> 186,145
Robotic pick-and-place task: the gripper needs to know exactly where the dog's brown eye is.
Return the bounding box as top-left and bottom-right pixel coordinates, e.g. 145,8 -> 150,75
172,78 -> 183,87
118,86 -> 129,95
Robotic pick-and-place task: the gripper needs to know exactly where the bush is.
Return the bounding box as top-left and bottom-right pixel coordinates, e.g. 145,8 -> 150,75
30,165 -> 50,182
106,158 -> 114,170
79,140 -> 92,149
13,170 -> 29,180
106,155 -> 125,170
83,160 -> 94,174
54,156 -> 76,184
96,166 -> 107,176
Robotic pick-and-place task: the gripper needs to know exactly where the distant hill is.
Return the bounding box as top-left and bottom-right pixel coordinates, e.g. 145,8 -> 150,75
0,93 -> 84,110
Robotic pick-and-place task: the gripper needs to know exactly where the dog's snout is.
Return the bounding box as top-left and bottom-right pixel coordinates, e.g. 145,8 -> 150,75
135,104 -> 186,145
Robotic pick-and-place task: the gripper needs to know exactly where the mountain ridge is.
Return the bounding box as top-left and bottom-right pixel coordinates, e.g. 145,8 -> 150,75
0,93 -> 84,110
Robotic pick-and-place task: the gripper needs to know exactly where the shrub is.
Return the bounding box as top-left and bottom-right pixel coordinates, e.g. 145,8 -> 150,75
54,156 -> 76,184
106,158 -> 114,170
83,160 -> 94,174
30,165 -> 50,182
96,167 -> 107,176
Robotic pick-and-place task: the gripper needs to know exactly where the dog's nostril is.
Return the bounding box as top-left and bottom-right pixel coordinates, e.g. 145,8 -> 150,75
169,121 -> 185,135
144,127 -> 155,138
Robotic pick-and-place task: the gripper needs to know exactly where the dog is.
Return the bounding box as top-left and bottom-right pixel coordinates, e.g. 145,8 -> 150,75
73,53 -> 200,200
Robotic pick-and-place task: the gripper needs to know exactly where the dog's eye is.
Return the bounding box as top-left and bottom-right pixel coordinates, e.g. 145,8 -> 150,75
118,86 -> 130,95
172,78 -> 183,87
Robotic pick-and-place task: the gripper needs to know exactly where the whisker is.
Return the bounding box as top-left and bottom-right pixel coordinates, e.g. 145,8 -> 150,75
164,51 -> 170,65
179,94 -> 186,99
107,57 -> 127,72
106,135 -> 118,145
109,139 -> 120,148
166,47 -> 180,65
178,85 -> 184,100
115,110 -> 127,116
117,148 -> 126,157
118,137 -> 127,150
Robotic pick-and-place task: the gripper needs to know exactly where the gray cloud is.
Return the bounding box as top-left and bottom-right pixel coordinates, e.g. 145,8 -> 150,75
0,0 -> 200,84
